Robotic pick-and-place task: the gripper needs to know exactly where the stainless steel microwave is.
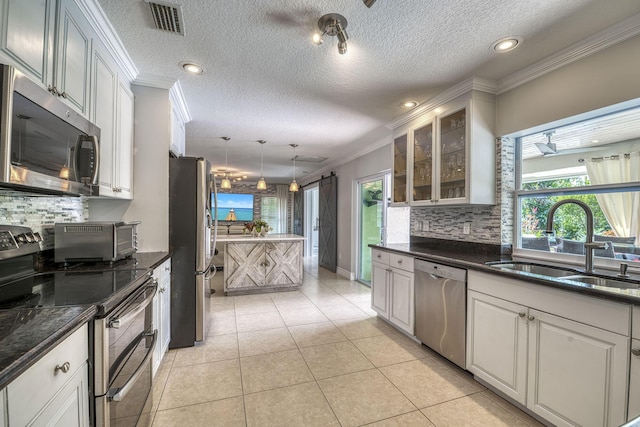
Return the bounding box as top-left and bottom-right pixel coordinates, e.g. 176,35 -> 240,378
54,221 -> 139,263
0,64 -> 100,196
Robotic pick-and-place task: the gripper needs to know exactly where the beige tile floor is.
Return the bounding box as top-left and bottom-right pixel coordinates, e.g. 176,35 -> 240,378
140,263 -> 545,427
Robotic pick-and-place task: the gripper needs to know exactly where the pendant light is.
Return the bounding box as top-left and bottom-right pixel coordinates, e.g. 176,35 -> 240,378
220,137 -> 231,189
289,144 -> 299,192
257,140 -> 267,190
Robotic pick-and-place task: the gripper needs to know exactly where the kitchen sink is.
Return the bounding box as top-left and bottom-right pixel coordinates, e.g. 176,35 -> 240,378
488,262 -> 579,278
563,275 -> 639,289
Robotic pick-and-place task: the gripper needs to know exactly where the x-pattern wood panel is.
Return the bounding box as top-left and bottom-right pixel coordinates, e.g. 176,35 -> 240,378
225,243 -> 265,289
265,241 -> 302,285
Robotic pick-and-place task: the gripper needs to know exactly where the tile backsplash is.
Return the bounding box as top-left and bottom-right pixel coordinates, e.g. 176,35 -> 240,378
410,137 -> 515,246
0,192 -> 88,249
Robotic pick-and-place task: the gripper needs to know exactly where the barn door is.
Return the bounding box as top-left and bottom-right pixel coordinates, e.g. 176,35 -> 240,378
293,189 -> 303,235
318,173 -> 337,272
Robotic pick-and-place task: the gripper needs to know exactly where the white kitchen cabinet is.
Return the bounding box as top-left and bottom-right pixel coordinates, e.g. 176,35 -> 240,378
152,258 -> 171,376
467,271 -> 630,427
0,387 -> 5,427
467,290 -> 528,405
391,89 -> 496,207
370,249 -> 414,335
170,100 -> 186,157
1,0 -> 93,116
629,338 -> 640,421
115,80 -> 134,198
7,324 -> 89,427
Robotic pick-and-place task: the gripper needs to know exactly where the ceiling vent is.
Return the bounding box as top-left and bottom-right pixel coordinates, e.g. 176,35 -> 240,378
146,1 -> 184,35
293,155 -> 328,163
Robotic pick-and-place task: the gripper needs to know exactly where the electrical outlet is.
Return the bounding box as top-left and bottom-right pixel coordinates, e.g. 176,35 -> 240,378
422,220 -> 429,232
463,223 -> 470,234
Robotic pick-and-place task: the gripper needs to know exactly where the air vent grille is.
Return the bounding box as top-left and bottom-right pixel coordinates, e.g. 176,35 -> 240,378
64,225 -> 103,233
293,155 -> 328,163
147,1 -> 184,35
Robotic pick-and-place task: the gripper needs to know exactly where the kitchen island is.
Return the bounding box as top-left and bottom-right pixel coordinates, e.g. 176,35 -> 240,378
217,234 -> 304,294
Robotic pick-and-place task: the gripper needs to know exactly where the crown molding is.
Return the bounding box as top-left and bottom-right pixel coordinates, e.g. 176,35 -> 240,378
497,12 -> 640,94
169,80 -> 192,123
133,73 -> 176,89
385,77 -> 497,130
76,0 -> 138,82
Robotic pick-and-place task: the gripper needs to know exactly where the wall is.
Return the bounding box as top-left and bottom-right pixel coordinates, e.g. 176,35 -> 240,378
0,192 -> 87,249
497,34 -> 640,137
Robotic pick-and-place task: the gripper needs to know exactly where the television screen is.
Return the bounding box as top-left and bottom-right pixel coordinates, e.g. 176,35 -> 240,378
215,193 -> 254,221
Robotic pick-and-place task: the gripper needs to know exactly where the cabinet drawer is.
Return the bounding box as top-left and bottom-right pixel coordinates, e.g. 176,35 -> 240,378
389,253 -> 413,272
372,249 -> 389,265
8,324 -> 88,426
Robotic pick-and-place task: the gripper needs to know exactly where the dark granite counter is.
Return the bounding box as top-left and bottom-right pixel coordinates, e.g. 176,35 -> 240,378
0,305 -> 96,389
372,239 -> 640,306
118,251 -> 170,271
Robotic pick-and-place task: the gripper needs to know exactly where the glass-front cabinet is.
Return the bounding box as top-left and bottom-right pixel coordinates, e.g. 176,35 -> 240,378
392,133 -> 409,204
391,88 -> 496,206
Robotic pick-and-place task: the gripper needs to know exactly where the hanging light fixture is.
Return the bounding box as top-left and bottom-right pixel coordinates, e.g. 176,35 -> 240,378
257,140 -> 267,190
313,13 -> 349,55
289,144 -> 299,192
220,137 -> 231,189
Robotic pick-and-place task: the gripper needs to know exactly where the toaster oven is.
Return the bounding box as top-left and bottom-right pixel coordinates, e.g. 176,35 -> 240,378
54,221 -> 139,263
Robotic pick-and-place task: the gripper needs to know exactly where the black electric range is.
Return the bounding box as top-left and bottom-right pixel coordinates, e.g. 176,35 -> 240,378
0,225 -> 152,317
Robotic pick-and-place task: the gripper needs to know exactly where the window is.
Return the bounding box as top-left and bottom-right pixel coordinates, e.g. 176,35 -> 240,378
261,196 -> 282,233
515,102 -> 640,264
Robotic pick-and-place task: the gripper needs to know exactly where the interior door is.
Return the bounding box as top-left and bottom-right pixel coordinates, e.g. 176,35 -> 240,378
318,173 -> 337,272
357,174 -> 387,284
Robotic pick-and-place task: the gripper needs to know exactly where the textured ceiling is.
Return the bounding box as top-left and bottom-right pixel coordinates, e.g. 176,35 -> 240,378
96,0 -> 640,184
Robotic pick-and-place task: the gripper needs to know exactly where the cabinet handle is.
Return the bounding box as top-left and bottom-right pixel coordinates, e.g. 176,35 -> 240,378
47,85 -> 59,96
632,349 -> 640,357
376,254 -> 381,258
518,312 -> 526,318
55,362 -> 71,374
528,315 -> 535,322
397,259 -> 402,264
59,91 -> 68,99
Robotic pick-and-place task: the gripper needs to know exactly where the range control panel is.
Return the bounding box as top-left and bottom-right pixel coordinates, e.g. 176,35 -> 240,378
0,226 -> 42,259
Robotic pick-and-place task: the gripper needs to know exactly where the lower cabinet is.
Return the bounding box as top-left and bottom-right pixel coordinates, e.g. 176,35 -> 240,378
6,324 -> 89,427
629,338 -> 640,421
152,258 -> 171,376
371,249 -> 414,335
0,388 -> 5,427
467,272 -> 629,427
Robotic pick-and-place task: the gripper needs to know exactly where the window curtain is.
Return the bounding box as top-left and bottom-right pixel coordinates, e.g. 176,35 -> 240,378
276,184 -> 289,234
584,151 -> 640,242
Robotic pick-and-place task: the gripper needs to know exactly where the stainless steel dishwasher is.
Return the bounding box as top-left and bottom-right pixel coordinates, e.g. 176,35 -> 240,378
414,259 -> 467,369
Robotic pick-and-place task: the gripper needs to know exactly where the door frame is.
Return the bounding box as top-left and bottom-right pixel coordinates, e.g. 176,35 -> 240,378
354,171 -> 390,284
303,183 -> 319,258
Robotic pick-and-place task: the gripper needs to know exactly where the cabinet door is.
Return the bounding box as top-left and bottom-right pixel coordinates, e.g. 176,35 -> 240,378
438,107 -> 466,203
225,243 -> 266,290
0,387 -> 5,427
54,0 -> 91,115
466,290 -> 527,405
371,261 -> 389,318
389,269 -> 414,335
170,102 -> 186,156
91,42 -> 117,197
411,122 -> 434,203
265,241 -> 302,286
28,363 -> 89,427
527,309 -> 628,427
0,0 -> 55,84
630,339 -> 640,421
116,80 -> 134,198
391,133 -> 409,205
161,259 -> 172,355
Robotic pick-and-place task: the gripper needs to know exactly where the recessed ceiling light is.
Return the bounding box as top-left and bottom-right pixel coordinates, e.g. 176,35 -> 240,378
492,37 -> 522,53
401,101 -> 418,109
180,62 -> 204,74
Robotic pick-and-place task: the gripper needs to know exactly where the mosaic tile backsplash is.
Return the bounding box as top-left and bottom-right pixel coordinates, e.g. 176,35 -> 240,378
0,192 -> 88,249
410,138 -> 515,246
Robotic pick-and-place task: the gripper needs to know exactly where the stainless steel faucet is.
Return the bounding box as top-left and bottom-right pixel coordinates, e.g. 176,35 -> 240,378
545,199 -> 608,273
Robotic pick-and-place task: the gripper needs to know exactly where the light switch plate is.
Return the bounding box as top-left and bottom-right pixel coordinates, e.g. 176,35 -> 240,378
463,223 -> 470,234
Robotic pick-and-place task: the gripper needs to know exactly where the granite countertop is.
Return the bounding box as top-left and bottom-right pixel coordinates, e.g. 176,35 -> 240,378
0,305 -> 96,389
372,240 -> 640,306
124,251 -> 171,270
217,233 -> 305,242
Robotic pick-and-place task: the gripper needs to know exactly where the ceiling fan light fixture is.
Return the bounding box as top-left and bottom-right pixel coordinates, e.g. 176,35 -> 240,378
338,41 -> 347,55
492,37 -> 522,53
316,13 -> 349,55
312,33 -> 324,45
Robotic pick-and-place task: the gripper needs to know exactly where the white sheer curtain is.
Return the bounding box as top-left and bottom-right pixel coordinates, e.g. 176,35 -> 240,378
584,151 -> 640,242
276,185 -> 289,234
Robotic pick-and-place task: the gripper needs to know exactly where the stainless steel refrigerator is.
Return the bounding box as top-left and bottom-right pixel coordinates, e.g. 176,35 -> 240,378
169,156 -> 216,348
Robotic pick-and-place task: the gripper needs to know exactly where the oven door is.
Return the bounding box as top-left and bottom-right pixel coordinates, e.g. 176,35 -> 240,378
94,279 -> 157,427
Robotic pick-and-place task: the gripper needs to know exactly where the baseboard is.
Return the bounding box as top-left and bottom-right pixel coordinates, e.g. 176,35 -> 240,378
336,266 -> 355,281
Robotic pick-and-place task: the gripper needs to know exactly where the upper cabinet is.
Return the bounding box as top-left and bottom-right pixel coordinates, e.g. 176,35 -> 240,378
391,87 -> 496,206
1,0 -> 92,116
